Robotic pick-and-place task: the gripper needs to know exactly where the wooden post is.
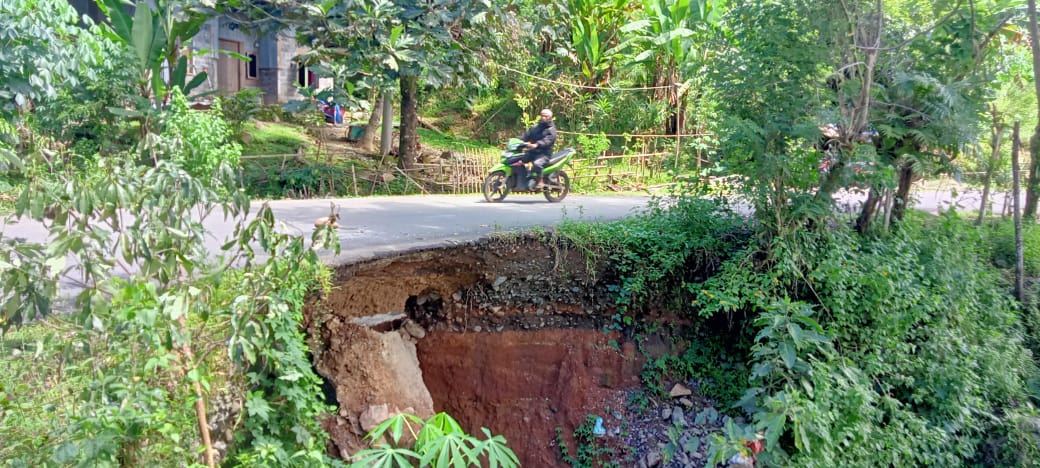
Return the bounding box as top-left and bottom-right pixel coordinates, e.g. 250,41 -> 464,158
674,83 -> 682,171
380,90 -> 393,156
351,165 -> 358,197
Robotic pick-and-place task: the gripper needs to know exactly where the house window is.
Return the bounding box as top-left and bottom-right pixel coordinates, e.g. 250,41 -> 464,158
296,62 -> 316,88
247,54 -> 257,79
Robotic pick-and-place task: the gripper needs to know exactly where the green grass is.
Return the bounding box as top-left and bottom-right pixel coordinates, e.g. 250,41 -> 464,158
418,128 -> 498,152
241,121 -> 311,156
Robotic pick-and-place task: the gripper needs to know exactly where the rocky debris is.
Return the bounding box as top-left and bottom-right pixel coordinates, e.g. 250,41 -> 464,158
207,391 -> 244,463
402,319 -> 426,339
315,318 -> 434,422
671,407 -> 686,427
622,379 -> 743,468
669,383 -> 692,397
359,404 -> 390,432
645,450 -> 663,467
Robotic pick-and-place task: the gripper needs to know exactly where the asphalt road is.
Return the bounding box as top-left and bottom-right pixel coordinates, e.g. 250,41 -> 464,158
1,188 -> 1008,265
0,193 -> 654,265
271,194 -> 654,264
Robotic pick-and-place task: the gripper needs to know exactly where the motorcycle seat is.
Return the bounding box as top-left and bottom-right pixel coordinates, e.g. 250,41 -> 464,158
548,148 -> 574,166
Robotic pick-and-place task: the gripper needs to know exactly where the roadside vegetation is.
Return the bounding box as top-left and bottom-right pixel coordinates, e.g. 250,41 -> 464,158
2,0 -> 1040,467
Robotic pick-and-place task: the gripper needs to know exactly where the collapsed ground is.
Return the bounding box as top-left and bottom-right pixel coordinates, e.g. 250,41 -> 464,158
305,233 -> 743,467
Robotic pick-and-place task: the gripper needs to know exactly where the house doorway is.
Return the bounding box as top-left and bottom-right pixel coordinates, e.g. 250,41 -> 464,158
218,39 -> 242,93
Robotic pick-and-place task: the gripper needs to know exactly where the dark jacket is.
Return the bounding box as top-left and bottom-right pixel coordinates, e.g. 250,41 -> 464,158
521,120 -> 557,158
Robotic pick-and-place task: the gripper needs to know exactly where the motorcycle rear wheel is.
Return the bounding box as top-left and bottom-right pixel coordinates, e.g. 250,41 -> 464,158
543,171 -> 570,203
483,171 -> 509,202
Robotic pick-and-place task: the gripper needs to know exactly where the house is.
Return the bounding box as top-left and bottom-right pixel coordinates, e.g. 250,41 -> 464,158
188,18 -> 332,104
68,0 -> 330,104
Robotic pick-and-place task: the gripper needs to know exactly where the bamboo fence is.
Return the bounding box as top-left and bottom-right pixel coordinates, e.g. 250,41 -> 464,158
240,135 -> 684,195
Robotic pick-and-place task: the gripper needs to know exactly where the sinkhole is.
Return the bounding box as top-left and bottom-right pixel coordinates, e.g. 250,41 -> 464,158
308,235 -> 644,466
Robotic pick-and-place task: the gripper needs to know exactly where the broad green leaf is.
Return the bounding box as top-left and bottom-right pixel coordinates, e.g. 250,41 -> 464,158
787,323 -> 804,347
99,0 -> 133,42
779,342 -> 796,370
131,2 -> 154,67
763,412 -> 785,450
621,19 -> 652,33
172,55 -> 187,89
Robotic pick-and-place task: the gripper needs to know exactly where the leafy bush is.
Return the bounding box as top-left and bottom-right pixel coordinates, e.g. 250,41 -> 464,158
1,150 -> 342,466
986,218 -> 1040,276
557,194 -> 750,324
700,214 -> 1038,467
219,88 -> 266,141
242,158 -> 372,199
555,414 -> 617,468
161,89 -> 241,180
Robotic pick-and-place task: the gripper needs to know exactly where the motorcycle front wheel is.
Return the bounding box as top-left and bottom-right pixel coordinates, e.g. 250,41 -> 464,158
543,171 -> 570,203
483,171 -> 509,202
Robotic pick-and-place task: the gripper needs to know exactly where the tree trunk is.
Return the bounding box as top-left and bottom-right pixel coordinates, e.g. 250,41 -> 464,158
398,75 -> 419,169
1013,122 -> 1025,300
1027,131 -> 1040,218
360,90 -> 381,152
856,187 -> 882,233
1025,0 -> 1040,217
977,109 -> 1004,225
892,161 -> 914,221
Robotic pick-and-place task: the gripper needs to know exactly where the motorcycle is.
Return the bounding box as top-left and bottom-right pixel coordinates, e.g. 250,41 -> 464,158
482,138 -> 576,203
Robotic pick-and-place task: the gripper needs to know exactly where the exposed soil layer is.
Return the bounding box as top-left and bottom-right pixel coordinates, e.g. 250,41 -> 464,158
418,328 -> 640,467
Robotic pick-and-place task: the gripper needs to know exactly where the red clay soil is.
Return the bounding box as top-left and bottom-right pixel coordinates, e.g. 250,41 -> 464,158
417,328 -> 641,467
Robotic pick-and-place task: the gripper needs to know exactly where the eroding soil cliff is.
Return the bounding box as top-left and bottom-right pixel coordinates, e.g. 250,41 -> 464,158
309,234 -> 644,466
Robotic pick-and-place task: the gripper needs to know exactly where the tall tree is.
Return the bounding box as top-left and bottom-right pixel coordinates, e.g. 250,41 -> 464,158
1025,0 -> 1040,216
710,0 -> 833,239
854,0 -> 1019,231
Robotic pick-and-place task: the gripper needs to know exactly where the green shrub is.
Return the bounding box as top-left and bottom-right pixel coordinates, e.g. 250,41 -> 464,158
986,218 -> 1040,276
162,89 -> 241,180
219,88 -> 266,141
558,194 -> 750,323
701,214 -> 1038,467
1,151 -> 344,466
555,414 -> 617,468
352,412 -> 519,467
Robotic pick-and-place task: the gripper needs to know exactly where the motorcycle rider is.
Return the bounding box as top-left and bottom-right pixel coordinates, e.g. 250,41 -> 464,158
520,109 -> 557,190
